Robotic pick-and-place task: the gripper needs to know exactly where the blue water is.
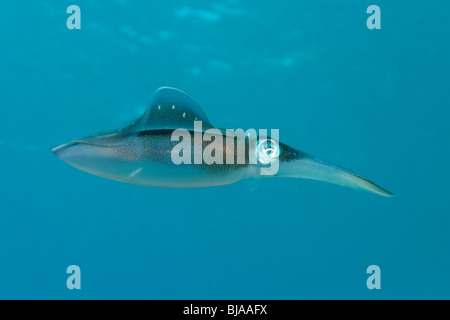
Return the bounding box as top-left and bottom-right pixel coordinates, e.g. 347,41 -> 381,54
1,0 -> 449,299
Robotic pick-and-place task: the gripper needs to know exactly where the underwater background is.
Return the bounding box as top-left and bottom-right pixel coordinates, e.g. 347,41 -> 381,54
0,0 -> 449,299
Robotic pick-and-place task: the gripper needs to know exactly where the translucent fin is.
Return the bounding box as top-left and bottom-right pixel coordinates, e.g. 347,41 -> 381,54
74,127 -> 135,147
137,87 -> 214,132
75,87 -> 214,147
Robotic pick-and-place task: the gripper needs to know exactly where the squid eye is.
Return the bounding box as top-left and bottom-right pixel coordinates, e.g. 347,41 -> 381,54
257,139 -> 280,164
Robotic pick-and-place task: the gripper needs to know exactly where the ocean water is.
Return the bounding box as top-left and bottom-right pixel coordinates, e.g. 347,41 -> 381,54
0,0 -> 449,299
